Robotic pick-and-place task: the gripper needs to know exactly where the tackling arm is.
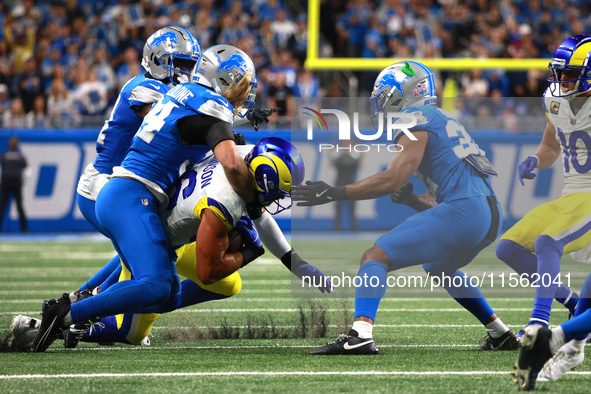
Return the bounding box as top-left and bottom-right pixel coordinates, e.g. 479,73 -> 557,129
343,132 -> 428,200
213,140 -> 256,204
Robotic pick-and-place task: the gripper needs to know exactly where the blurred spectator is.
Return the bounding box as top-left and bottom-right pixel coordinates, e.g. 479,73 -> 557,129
267,73 -> 294,126
47,77 -> 79,128
74,68 -> 108,117
3,98 -> 28,129
0,85 -> 12,124
15,57 -> 44,113
0,135 -> 29,233
26,95 -> 50,129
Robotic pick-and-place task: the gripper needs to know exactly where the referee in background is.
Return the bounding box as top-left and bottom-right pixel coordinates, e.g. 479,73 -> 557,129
0,136 -> 29,233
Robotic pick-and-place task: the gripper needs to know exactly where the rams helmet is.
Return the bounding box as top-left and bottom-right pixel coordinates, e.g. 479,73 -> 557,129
548,34 -> 591,99
245,137 -> 305,214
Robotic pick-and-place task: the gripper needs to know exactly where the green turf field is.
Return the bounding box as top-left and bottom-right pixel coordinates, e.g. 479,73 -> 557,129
0,237 -> 590,393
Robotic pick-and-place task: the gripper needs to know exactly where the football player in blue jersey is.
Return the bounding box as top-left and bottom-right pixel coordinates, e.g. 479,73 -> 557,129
32,43 -> 261,352
294,61 -> 519,355
14,138 -> 331,349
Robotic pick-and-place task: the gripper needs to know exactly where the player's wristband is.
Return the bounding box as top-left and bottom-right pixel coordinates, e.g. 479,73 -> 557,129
240,244 -> 265,267
332,186 -> 347,200
531,154 -> 540,167
280,249 -> 306,271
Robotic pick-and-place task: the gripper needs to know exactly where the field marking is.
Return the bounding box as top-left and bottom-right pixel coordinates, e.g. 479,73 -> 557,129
0,308 -> 569,316
149,324 -> 527,329
3,370 -> 591,379
0,297 -> 551,304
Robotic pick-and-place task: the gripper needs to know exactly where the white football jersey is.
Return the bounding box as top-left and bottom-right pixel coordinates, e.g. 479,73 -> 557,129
544,89 -> 591,195
161,145 -> 252,247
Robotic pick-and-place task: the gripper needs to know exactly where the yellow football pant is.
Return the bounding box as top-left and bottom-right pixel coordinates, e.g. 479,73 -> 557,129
115,242 -> 242,344
501,191 -> 591,254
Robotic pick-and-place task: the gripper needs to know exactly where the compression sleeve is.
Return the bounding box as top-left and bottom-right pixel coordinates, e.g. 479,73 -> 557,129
254,210 -> 291,259
177,114 -> 235,149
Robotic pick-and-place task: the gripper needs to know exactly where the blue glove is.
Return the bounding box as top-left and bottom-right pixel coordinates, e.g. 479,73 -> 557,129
235,216 -> 262,247
518,156 -> 538,186
294,263 -> 333,293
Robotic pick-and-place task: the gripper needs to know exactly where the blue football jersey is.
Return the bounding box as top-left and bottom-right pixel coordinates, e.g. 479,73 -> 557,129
120,82 -> 235,193
93,74 -> 169,174
393,105 -> 495,203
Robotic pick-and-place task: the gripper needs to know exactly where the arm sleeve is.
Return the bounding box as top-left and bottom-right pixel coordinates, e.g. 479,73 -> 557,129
177,114 -> 235,149
254,210 -> 291,258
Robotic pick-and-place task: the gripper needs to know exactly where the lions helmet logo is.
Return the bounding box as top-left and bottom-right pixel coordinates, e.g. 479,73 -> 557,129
215,53 -> 248,75
377,72 -> 410,97
148,31 -> 178,49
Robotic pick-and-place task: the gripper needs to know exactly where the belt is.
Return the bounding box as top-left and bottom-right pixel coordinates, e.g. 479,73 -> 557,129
485,196 -> 500,242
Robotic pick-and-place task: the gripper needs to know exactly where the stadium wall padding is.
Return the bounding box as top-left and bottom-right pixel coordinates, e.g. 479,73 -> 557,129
0,129 -> 559,233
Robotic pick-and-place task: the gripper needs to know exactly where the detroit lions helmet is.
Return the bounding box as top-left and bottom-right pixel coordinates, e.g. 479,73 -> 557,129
548,34 -> 591,99
197,45 -> 258,118
369,61 -> 437,128
142,26 -> 201,83
245,137 -> 305,214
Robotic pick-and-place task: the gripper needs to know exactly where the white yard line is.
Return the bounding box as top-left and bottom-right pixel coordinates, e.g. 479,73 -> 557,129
2,370 -> 591,379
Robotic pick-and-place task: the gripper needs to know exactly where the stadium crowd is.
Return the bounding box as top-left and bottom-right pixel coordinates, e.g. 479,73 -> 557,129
0,0 -> 587,129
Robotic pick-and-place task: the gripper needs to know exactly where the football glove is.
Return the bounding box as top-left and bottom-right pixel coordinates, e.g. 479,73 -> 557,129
518,155 -> 538,186
294,263 -> 333,293
390,182 -> 414,204
233,132 -> 246,145
235,216 -> 261,248
247,107 -> 280,131
292,181 -> 347,206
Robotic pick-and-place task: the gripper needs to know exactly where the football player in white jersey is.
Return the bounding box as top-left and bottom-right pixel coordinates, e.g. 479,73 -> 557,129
12,138 -> 331,349
507,34 -> 591,390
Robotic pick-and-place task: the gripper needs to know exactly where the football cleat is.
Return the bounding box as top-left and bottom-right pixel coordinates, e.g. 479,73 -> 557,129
42,288 -> 94,316
309,329 -> 379,355
477,330 -> 520,351
10,315 -> 41,351
32,300 -> 72,353
140,336 -> 151,346
537,346 -> 585,382
512,325 -> 553,391
63,322 -> 92,349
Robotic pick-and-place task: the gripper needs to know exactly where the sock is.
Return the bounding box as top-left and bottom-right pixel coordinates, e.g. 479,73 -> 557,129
561,308 -> 591,343
485,318 -> 509,339
529,235 -> 563,327
179,279 -> 230,308
79,255 -> 121,292
354,261 -> 388,322
81,315 -> 131,344
496,240 -> 575,311
70,277 -> 171,323
439,270 -> 495,324
550,326 -> 566,354
351,320 -> 373,339
64,312 -> 72,326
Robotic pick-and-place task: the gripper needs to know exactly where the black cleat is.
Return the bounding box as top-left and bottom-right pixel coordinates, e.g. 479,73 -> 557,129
32,301 -> 71,353
478,330 -> 520,351
309,330 -> 379,355
63,322 -> 91,349
42,288 -> 94,316
511,325 -> 553,391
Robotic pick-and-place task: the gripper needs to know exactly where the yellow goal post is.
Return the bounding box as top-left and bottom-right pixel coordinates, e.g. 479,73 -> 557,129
304,0 -> 551,71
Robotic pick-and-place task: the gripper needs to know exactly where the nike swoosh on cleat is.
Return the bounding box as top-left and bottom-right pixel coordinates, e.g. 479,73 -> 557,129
343,340 -> 374,350
490,336 -> 509,350
34,316 -> 57,352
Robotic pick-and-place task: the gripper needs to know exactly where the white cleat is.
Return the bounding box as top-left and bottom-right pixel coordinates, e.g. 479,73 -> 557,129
140,336 -> 151,346
10,315 -> 41,350
538,347 -> 584,382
